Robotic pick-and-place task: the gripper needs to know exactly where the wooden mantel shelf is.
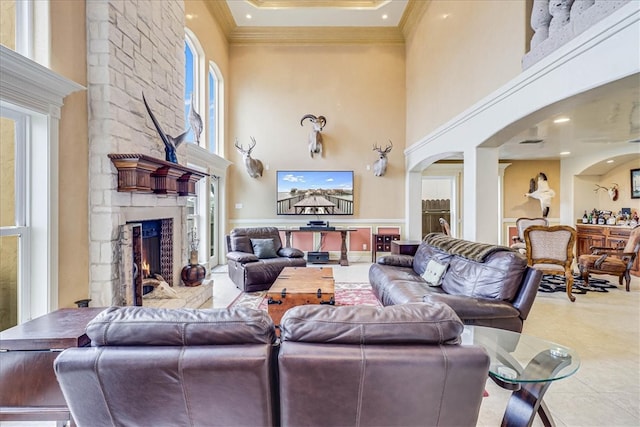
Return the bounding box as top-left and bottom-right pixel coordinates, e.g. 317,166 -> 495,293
108,154 -> 208,196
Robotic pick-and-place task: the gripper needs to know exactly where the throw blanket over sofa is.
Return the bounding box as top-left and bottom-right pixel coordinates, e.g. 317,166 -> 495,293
369,233 -> 542,332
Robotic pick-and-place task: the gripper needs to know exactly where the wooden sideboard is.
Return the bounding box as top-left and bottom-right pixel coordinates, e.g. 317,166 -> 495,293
575,224 -> 639,277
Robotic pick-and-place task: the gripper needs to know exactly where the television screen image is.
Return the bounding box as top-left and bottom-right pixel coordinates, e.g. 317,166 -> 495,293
277,170 -> 354,215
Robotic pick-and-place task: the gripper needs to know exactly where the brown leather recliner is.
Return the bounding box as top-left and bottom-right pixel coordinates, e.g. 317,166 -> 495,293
54,306 -> 278,427
278,303 -> 490,427
226,227 -> 307,292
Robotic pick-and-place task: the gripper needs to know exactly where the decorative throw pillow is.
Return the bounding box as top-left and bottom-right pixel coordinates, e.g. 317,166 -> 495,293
421,259 -> 449,287
250,238 -> 278,259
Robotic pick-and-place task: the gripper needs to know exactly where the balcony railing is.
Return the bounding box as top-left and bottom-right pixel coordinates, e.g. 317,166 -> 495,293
523,0 -> 630,69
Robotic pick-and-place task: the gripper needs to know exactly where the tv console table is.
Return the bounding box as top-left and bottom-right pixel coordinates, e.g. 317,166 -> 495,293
282,228 -> 357,266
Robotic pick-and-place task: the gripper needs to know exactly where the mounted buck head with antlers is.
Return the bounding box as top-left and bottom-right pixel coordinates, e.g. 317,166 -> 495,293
300,114 -> 327,158
594,183 -> 619,201
234,137 -> 264,179
372,140 -> 393,177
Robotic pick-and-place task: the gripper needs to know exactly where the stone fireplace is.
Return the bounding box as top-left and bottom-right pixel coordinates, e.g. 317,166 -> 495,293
85,1 -> 196,307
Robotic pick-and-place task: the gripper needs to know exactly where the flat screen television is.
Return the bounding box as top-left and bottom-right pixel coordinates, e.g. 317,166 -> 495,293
277,170 -> 354,215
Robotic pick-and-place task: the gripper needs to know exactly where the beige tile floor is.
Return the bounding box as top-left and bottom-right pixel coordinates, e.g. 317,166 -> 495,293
4,263 -> 638,427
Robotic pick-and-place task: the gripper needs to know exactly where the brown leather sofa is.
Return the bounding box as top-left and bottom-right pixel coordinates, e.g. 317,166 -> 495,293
278,303 -> 490,427
226,227 -> 306,292
55,304 -> 490,427
369,233 -> 543,333
54,306 -> 278,427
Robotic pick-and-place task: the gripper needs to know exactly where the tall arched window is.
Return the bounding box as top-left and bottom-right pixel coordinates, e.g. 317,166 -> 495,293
184,29 -> 204,146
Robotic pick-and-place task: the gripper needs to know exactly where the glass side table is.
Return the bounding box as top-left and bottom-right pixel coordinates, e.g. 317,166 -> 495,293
463,326 -> 580,427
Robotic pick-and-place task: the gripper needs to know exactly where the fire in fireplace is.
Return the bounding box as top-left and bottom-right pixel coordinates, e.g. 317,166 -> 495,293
120,218 -> 174,306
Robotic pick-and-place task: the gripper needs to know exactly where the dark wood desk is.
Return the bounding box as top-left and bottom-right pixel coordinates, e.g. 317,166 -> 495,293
282,228 -> 356,266
0,308 -> 104,425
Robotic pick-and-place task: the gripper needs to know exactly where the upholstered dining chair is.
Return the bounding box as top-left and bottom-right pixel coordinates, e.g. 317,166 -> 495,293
577,225 -> 640,292
511,217 -> 549,254
524,225 -> 577,302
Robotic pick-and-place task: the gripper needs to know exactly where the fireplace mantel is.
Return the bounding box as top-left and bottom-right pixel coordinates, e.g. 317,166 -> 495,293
109,154 -> 208,196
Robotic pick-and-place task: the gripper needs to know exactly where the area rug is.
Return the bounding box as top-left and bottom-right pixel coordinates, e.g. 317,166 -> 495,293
228,282 -> 382,310
539,274 -> 617,295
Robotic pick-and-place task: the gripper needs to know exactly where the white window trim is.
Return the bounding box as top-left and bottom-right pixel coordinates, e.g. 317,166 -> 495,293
208,62 -> 225,157
0,45 -> 83,320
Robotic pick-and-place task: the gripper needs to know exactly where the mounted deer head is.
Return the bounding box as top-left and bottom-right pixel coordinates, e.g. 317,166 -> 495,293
301,114 -> 327,158
372,140 -> 393,177
234,137 -> 264,179
594,183 -> 619,201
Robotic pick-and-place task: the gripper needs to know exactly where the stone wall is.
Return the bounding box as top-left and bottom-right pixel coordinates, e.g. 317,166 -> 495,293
86,0 -> 187,306
523,0 -> 630,69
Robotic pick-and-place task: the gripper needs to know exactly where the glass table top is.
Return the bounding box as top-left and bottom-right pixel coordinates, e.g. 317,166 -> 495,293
463,326 -> 580,384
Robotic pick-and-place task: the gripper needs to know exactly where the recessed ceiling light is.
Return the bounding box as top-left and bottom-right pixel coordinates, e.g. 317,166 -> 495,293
185,13 -> 197,20
560,151 -> 571,156
246,14 -> 252,19
382,14 -> 388,20
606,159 -> 615,163
553,117 -> 570,124
441,13 -> 450,19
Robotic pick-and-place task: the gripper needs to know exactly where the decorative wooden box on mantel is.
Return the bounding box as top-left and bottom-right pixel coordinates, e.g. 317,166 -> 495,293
108,154 -> 207,196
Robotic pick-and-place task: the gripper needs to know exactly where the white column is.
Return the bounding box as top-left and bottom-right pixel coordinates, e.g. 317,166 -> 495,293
463,147 -> 499,244
406,171 -> 423,240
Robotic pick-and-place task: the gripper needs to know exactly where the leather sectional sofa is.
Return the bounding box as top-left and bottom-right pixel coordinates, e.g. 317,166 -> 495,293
369,233 -> 543,333
226,227 -> 307,292
55,304 -> 490,427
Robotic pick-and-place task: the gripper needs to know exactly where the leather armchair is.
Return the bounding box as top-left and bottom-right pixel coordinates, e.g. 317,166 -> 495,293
278,303 -> 490,427
226,227 -> 306,292
54,306 -> 278,427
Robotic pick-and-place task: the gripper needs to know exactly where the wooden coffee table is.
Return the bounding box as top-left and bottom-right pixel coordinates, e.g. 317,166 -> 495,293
267,267 -> 335,326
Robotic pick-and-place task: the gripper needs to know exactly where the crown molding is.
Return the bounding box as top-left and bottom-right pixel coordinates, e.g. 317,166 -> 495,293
204,0 -> 237,41
246,0 -> 387,8
204,0 -> 407,45
228,25 -> 404,45
399,0 -> 430,39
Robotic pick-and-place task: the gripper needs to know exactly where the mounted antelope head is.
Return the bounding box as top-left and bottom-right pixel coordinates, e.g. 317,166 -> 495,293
594,183 -> 619,201
300,114 -> 327,158
372,140 -> 393,177
234,137 -> 264,178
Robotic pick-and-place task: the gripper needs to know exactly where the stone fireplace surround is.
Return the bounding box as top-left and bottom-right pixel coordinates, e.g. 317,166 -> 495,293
86,0 -> 192,307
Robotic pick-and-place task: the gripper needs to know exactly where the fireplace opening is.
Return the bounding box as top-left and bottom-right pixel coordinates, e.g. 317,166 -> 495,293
141,220 -> 161,294
121,218 -> 174,306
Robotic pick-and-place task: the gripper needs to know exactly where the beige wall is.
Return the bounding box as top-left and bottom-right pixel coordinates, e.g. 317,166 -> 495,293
405,0 -> 526,144
597,158 -> 640,215
503,160 -> 561,219
227,44 -> 406,225
50,1 -> 89,308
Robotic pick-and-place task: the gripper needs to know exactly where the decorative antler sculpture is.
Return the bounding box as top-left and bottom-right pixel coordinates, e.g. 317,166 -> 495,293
524,172 -> 556,218
234,137 -> 264,178
594,183 -> 619,201
372,140 -> 393,176
142,92 -> 188,164
300,114 -> 326,158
